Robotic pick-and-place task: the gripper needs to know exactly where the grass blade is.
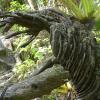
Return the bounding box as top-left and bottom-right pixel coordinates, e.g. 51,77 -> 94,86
63,0 -> 84,19
81,0 -> 94,17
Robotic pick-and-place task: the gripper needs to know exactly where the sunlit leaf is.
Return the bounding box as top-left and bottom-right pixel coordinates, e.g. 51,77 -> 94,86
31,48 -> 38,55
62,0 -> 84,19
35,52 -> 44,59
81,0 -> 94,17
57,84 -> 68,94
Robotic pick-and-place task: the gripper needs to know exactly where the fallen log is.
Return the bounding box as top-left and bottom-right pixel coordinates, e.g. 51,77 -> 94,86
0,66 -> 69,100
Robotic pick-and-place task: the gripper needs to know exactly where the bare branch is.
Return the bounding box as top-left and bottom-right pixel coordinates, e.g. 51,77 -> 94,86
0,66 -> 69,100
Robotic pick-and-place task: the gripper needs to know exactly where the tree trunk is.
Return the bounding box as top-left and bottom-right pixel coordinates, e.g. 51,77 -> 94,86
0,8 -> 100,100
